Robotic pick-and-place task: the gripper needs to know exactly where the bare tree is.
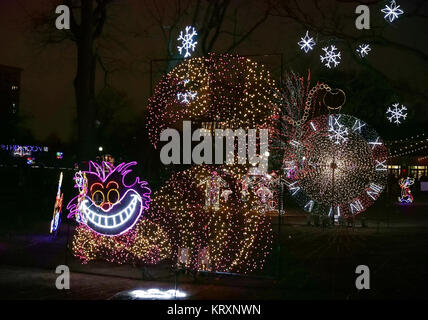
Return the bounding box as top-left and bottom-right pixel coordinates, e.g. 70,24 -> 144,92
270,0 -> 428,90
31,0 -> 115,161
138,0 -> 273,72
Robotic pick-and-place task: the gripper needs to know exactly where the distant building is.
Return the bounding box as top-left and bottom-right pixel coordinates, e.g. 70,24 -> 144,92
387,136 -> 428,179
0,64 -> 22,117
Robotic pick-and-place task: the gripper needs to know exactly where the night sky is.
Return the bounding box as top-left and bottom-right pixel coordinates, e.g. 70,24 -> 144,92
0,0 -> 427,144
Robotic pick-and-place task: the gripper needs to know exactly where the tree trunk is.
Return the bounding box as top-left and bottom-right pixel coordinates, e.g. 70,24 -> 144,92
74,0 -> 97,162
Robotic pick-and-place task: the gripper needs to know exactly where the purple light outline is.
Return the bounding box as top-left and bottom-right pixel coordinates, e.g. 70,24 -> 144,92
66,161 -> 152,236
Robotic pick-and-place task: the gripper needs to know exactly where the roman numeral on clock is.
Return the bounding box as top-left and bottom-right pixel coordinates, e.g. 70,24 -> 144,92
349,199 -> 364,214
367,183 -> 383,200
375,160 -> 387,171
352,120 -> 365,133
285,181 -> 301,196
369,137 -> 382,149
304,200 -> 314,213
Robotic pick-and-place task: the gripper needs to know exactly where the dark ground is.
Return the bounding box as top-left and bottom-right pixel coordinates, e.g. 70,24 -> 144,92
1,173 -> 427,299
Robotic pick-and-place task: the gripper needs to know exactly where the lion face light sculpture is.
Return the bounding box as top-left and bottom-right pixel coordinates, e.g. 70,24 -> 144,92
67,161 -> 151,236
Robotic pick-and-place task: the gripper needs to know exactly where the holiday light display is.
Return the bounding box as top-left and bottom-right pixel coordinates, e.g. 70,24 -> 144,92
282,114 -> 388,218
148,165 -> 272,274
239,169 -> 279,214
298,31 -> 316,53
146,53 -> 277,149
381,0 -> 404,23
386,103 -> 407,125
67,162 -> 170,265
72,218 -> 171,264
50,172 -> 64,235
320,45 -> 341,68
74,171 -> 88,224
177,26 -> 198,58
199,171 -> 228,211
67,161 -> 151,236
398,177 -> 415,203
270,71 -> 331,168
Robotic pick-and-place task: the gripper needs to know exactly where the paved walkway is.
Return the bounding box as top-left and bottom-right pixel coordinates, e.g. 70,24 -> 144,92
0,265 -> 281,300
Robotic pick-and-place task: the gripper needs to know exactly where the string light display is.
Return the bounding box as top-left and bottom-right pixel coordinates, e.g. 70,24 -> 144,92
389,144 -> 428,158
67,161 -> 151,236
386,132 -> 426,145
270,70 -> 330,168
147,165 -> 272,274
67,162 -> 170,265
239,169 -> 281,214
398,177 -> 415,203
282,114 -> 388,218
146,53 -> 277,149
72,219 -> 171,264
388,137 -> 428,158
50,172 -> 64,235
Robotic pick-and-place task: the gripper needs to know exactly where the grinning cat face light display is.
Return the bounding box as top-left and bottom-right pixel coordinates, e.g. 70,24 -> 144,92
67,161 -> 151,236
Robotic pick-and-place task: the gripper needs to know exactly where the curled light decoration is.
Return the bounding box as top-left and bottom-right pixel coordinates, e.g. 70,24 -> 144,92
282,114 -> 388,217
147,165 -> 273,274
270,70 -> 328,166
146,53 -> 278,149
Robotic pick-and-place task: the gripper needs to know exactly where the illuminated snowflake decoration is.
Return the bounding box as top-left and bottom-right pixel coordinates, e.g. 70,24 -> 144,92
328,115 -> 348,145
381,0 -> 404,22
177,78 -> 197,104
386,103 -> 407,125
177,26 -> 198,58
177,91 -> 197,104
320,45 -> 341,68
356,44 -> 371,58
298,31 -> 316,53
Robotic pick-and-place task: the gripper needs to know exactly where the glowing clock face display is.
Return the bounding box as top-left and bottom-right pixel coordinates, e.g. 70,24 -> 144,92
284,114 -> 388,217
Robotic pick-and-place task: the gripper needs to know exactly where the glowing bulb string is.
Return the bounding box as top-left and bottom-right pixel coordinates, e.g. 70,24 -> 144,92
388,138 -> 428,155
386,132 -> 427,145
388,144 -> 428,158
